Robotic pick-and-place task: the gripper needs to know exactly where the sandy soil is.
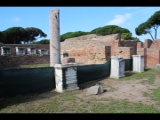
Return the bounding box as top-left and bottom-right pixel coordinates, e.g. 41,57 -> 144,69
75,73 -> 160,109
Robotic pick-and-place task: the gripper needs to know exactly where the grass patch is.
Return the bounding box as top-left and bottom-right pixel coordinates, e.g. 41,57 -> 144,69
151,88 -> 160,101
145,68 -> 160,74
0,90 -> 159,113
0,64 -> 50,70
133,72 -> 155,84
143,88 -> 160,101
119,70 -> 155,84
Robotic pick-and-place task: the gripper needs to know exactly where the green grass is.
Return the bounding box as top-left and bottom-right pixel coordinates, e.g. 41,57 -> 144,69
0,90 -> 159,113
145,68 -> 160,74
0,64 -> 50,70
151,88 -> 160,101
143,87 -> 160,102
118,68 -> 159,84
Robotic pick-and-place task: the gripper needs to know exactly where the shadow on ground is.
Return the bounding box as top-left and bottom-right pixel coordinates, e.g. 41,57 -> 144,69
124,71 -> 135,77
0,89 -> 59,109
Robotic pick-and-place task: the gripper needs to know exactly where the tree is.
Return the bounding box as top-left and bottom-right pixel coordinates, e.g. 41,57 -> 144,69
0,31 -> 4,43
135,22 -> 154,40
147,10 -> 160,39
23,27 -> 47,44
90,25 -> 131,35
60,31 -> 89,42
121,33 -> 139,41
2,27 -> 25,44
60,25 -> 139,42
135,10 -> 160,41
121,33 -> 132,40
32,39 -> 50,44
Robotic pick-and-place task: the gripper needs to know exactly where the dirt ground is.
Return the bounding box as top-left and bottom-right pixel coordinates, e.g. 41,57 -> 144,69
37,71 -> 160,109
73,72 -> 160,111
36,70 -> 160,110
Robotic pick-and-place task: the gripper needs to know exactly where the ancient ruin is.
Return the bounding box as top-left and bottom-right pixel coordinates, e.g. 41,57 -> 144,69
1,34 -> 160,69
50,8 -> 61,67
1,8 -> 160,97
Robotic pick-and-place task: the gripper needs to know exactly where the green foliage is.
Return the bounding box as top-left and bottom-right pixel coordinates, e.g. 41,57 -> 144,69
135,22 -> 151,36
121,33 -> 139,41
0,31 -> 5,43
60,25 -> 136,42
60,31 -> 90,42
1,27 -> 47,44
135,10 -> 160,41
23,27 -> 47,44
2,27 -> 25,44
131,37 -> 140,41
121,33 -> 132,40
32,39 -> 49,44
90,25 -> 131,35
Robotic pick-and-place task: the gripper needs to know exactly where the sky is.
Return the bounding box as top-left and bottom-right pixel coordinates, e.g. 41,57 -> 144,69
0,6 -> 160,42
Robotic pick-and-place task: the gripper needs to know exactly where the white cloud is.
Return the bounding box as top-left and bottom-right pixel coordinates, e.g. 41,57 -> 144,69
107,13 -> 131,26
11,17 -> 21,22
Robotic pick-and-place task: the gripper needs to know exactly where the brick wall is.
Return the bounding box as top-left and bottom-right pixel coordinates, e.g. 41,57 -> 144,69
120,40 -> 139,54
137,48 -> 147,68
113,47 -> 136,59
151,39 -> 160,50
137,48 -> 160,68
137,42 -> 143,48
0,55 -> 49,68
84,42 -> 111,64
144,39 -> 152,48
146,49 -> 160,68
61,40 -> 111,64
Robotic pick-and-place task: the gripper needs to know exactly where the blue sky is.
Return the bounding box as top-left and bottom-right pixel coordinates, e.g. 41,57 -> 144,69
0,7 -> 160,42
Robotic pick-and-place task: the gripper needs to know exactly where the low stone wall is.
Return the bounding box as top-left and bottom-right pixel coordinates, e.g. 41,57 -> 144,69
0,55 -> 49,68
0,44 -> 49,55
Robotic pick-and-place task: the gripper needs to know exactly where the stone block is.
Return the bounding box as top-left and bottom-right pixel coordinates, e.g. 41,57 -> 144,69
54,63 -> 79,93
110,56 -> 125,79
86,85 -> 104,95
132,55 -> 144,72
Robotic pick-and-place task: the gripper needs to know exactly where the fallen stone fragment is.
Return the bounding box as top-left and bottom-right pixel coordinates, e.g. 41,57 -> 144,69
86,84 -> 104,96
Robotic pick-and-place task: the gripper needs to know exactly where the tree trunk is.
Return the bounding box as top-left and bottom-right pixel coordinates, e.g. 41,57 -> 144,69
148,32 -> 154,41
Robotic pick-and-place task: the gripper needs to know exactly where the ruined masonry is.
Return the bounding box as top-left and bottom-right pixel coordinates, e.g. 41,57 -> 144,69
54,63 -> 79,93
50,8 -> 79,93
50,8 -> 61,67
